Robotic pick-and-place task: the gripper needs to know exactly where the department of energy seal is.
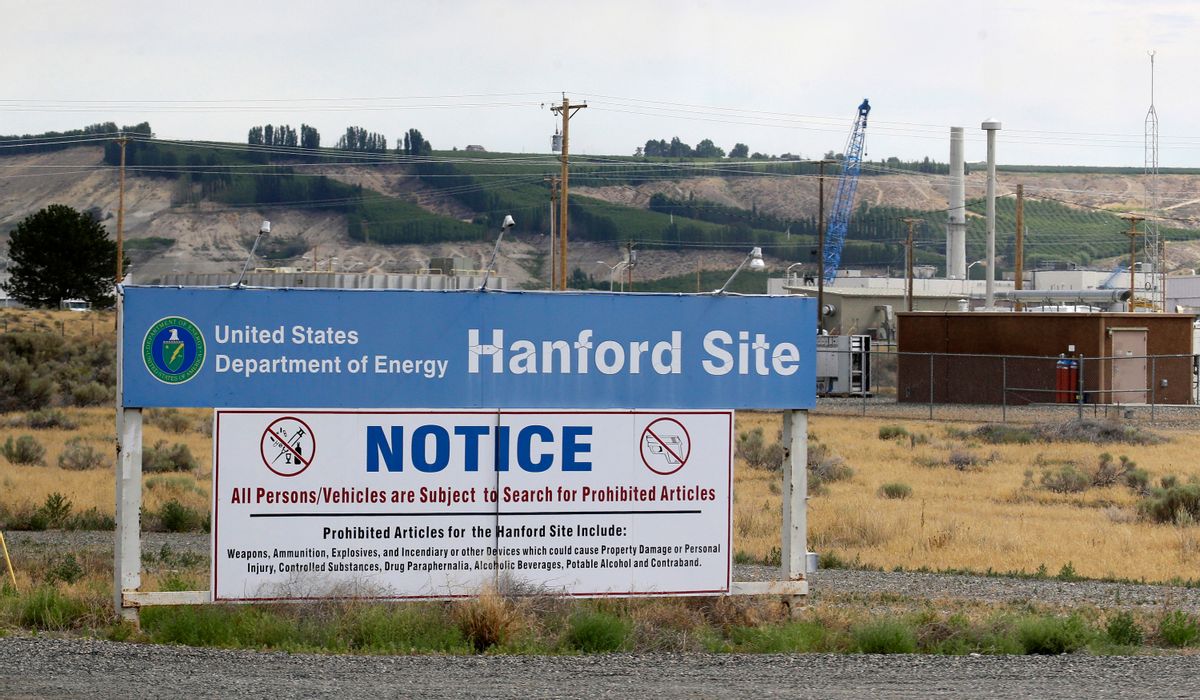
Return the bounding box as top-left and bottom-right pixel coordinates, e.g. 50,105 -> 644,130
143,316 -> 206,384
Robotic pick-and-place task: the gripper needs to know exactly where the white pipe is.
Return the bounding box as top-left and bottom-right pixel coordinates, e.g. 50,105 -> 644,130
982,119 -> 1002,309
997,289 -> 1132,303
947,127 -> 966,279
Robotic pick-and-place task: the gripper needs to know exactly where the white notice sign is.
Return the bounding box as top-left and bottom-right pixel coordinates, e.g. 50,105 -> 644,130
212,410 -> 733,601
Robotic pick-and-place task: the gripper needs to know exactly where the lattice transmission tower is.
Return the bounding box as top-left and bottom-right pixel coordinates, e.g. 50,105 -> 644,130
1144,51 -> 1162,310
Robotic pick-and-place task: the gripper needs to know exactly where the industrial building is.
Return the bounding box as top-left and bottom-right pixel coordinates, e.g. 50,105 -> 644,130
770,274 -> 1014,340
896,311 -> 1194,405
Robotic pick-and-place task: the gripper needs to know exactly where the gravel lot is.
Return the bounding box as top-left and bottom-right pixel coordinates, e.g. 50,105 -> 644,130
5,531 -> 1200,698
2,636 -> 1199,699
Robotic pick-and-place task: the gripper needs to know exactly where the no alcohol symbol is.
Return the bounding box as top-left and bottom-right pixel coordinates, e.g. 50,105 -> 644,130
640,417 -> 691,476
260,416 -> 316,477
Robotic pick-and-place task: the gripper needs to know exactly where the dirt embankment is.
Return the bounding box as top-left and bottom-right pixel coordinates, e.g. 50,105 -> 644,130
6,146 -> 1200,284
576,172 -> 1200,225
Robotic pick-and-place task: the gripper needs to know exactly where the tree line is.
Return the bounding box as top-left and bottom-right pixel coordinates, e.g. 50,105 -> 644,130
0,122 -> 150,156
245,124 -> 433,155
248,124 -> 321,149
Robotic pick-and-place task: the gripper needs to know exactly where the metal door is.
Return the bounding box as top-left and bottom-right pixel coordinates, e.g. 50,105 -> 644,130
1111,329 -> 1147,404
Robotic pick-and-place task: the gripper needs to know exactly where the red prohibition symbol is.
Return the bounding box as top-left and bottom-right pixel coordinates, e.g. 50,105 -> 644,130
260,416 -> 316,477
640,417 -> 691,476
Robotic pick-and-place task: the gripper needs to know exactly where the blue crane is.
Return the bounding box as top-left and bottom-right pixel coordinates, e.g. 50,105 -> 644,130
1099,263 -> 1127,289
823,98 -> 871,283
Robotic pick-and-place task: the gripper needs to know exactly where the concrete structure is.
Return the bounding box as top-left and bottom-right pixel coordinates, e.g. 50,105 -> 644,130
897,312 -> 1194,405
771,275 -> 1016,340
982,119 -> 1002,308
1033,265 -> 1155,293
157,271 -> 508,290
946,126 -> 966,279
1166,275 -> 1200,312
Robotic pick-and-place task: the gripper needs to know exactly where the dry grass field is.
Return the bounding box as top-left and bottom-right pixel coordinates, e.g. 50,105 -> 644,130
736,412 -> 1200,583
2,405 -> 1198,584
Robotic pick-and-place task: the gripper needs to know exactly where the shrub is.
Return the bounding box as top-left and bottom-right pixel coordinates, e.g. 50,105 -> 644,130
452,589 -> 523,651
948,449 -> 982,471
973,424 -> 1036,444
970,420 -> 1163,446
1157,611 -> 1199,647
1091,453 -> 1134,488
1124,468 -> 1151,495
22,408 -> 77,430
46,554 -> 84,585
1105,611 -> 1144,647
65,507 -> 116,531
736,428 -> 784,470
1040,420 -> 1163,446
69,381 -> 111,407
157,500 -> 203,532
878,425 -> 909,440
39,492 -> 73,528
1137,484 -> 1200,525
1,435 -> 46,465
146,408 -> 194,434
1040,466 -> 1090,494
143,440 -> 199,473
1016,615 -> 1091,654
566,610 -> 630,652
852,619 -> 917,654
878,482 -> 912,500
0,358 -> 55,412
58,437 -> 108,471
1056,561 -> 1080,582
808,442 -> 853,492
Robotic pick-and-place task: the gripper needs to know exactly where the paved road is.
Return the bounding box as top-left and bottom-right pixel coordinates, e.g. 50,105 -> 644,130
2,637 -> 1198,699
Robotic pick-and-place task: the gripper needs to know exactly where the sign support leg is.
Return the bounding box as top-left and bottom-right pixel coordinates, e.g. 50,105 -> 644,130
114,292 -> 143,625
115,408 -> 143,624
781,409 -> 809,616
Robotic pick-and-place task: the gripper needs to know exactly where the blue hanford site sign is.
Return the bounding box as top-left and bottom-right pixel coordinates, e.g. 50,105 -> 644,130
122,286 -> 816,409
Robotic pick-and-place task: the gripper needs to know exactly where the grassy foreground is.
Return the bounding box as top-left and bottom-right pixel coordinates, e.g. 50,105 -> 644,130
3,582 -> 1200,655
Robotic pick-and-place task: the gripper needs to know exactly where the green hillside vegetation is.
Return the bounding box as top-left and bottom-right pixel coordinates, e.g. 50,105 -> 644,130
5,123 -> 1198,276
851,198 -> 1200,273
103,139 -> 483,244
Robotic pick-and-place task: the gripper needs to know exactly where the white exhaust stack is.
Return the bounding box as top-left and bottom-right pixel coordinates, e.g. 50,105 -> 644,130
982,119 -> 1002,310
947,127 -> 966,279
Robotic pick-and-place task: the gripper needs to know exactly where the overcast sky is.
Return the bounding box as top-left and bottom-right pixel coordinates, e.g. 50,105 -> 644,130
3,0 -> 1197,166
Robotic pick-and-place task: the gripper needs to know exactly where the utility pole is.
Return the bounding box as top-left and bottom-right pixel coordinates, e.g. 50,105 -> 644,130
903,218 -> 921,312
1014,184 -> 1024,311
115,133 -> 128,285
550,96 -> 587,290
817,160 -> 831,332
544,176 -> 559,289
1123,216 -> 1144,309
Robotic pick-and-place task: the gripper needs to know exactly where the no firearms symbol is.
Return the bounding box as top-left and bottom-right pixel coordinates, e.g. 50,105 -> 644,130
640,417 -> 691,476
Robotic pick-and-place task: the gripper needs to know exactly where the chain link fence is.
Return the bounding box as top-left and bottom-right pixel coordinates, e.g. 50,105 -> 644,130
817,345 -> 1200,426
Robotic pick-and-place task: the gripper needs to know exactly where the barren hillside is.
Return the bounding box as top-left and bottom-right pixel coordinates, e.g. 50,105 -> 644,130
4,145 -> 1200,285
574,172 -> 1200,225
